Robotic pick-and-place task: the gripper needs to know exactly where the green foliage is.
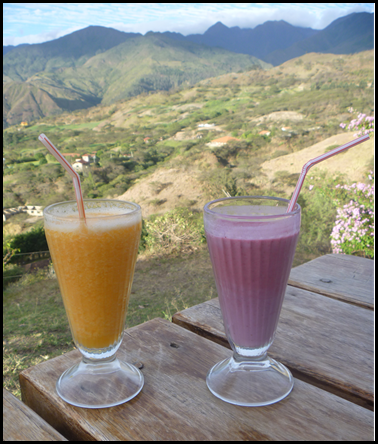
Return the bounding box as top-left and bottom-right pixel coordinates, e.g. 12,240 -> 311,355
201,168 -> 246,199
45,153 -> 57,163
3,240 -> 20,271
8,226 -> 48,257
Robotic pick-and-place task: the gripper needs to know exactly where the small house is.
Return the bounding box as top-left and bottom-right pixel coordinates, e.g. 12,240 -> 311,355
82,153 -> 97,163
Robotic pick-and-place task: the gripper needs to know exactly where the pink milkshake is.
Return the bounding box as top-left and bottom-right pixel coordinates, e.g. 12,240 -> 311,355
206,219 -> 299,352
204,196 -> 300,406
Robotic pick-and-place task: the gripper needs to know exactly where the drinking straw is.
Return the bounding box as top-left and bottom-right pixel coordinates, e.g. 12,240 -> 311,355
287,134 -> 370,213
38,134 -> 86,221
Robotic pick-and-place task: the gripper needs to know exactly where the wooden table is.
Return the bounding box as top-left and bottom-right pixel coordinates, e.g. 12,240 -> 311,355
18,254 -> 374,441
3,388 -> 67,441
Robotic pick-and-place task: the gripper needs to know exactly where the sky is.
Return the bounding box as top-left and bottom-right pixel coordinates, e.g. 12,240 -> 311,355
3,3 -> 375,47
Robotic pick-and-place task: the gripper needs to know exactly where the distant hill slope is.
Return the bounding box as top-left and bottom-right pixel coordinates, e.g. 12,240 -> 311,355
3,32 -> 271,127
265,12 -> 374,66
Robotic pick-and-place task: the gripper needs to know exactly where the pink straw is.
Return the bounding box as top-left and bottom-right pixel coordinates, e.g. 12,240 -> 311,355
38,134 -> 86,221
287,134 -> 370,213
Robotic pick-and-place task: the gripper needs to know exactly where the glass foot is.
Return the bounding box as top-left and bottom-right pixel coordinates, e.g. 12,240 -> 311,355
206,354 -> 293,407
56,357 -> 144,408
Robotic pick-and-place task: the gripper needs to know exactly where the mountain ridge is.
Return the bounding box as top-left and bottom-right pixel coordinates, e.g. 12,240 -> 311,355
3,32 -> 270,127
264,12 -> 374,65
3,13 -> 374,127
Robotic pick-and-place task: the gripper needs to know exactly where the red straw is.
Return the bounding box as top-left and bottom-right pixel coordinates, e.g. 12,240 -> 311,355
287,134 -> 370,213
38,134 -> 86,221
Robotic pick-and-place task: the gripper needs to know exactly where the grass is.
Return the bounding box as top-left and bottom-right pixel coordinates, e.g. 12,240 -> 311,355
3,273 -> 72,398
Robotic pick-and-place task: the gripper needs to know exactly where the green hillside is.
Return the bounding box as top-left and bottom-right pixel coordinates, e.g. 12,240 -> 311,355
3,26 -> 140,82
3,33 -> 270,127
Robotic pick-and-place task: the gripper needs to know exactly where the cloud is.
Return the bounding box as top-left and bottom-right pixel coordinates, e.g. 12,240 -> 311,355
4,27 -> 83,46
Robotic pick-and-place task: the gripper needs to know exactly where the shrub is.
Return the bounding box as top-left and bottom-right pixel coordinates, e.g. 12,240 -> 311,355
143,208 -> 205,255
330,172 -> 374,258
8,226 -> 48,256
339,107 -> 374,137
296,171 -> 350,256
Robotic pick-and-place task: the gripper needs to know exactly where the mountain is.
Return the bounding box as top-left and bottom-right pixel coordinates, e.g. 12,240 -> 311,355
174,20 -> 318,60
264,12 -> 374,66
3,26 -> 141,82
162,13 -> 373,64
3,13 -> 373,127
3,31 -> 270,127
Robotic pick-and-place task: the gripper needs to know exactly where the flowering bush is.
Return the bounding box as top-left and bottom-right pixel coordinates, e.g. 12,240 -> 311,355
339,107 -> 374,137
330,171 -> 374,258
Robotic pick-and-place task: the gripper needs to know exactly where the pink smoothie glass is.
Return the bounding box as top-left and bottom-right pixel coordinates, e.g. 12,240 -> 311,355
204,196 -> 301,406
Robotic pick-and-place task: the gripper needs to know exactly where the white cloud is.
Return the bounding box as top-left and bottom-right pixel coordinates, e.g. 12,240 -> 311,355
4,27 -> 83,46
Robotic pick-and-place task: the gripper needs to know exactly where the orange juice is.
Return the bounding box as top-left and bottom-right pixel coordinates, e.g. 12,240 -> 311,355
44,201 -> 141,350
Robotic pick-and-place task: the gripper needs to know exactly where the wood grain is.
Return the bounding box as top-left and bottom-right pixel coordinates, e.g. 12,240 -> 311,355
173,286 -> 374,410
20,318 -> 373,441
288,254 -> 374,309
3,388 -> 67,441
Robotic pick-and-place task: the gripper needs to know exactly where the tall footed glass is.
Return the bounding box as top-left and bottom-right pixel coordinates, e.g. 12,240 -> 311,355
204,196 -> 301,406
44,199 -> 143,408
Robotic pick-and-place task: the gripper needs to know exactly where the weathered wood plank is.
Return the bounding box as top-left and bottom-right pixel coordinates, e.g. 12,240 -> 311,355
288,254 -> 374,309
20,318 -> 373,441
3,388 -> 67,441
173,287 -> 374,410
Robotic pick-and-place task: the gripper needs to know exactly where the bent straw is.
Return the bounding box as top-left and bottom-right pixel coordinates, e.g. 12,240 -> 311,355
38,134 -> 86,221
287,134 -> 370,213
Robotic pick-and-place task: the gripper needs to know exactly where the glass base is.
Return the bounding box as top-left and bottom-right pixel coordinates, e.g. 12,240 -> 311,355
56,356 -> 144,408
206,354 -> 293,407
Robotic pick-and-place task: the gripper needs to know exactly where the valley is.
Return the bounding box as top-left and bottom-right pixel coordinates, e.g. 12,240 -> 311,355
4,50 -> 374,212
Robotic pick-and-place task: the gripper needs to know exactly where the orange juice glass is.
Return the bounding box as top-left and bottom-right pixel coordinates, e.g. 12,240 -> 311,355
44,199 -> 143,408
